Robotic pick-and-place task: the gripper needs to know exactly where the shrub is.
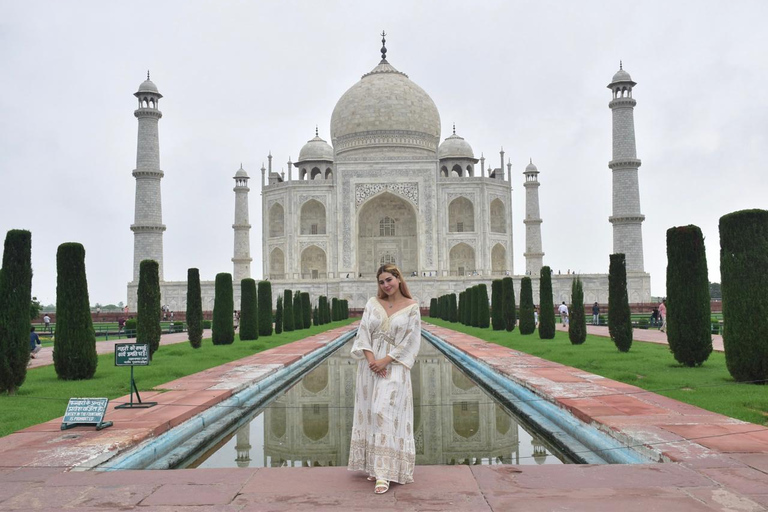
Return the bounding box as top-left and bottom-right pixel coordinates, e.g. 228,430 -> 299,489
430,298 -> 437,318
538,266 -> 556,339
258,281 -> 273,336
569,277 -> 587,345
332,298 -> 339,321
0,230 -> 32,393
212,273 -> 234,345
302,293 -> 311,328
608,254 -> 633,352
665,226 -> 713,366
313,306 -> 319,326
293,293 -> 303,329
325,298 -> 331,324
282,290 -> 294,332
135,259 -> 162,359
519,277 -> 535,335
468,286 -> 478,327
720,209 -> 768,382
448,293 -> 457,322
239,278 -> 259,341
502,276 -> 516,332
275,296 -> 283,334
318,296 -> 328,324
491,280 -> 504,330
202,319 -> 212,329
186,268 -> 203,348
476,284 -> 490,328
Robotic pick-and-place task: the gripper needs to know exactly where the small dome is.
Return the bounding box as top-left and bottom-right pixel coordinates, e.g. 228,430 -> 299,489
298,134 -> 334,162
611,68 -> 632,83
235,165 -> 248,178
438,132 -> 475,160
138,79 -> 159,94
525,159 -> 538,173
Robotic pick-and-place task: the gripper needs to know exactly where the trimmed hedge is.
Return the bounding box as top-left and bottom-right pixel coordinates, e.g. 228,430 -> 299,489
519,277 -> 535,335
137,259 -> 162,358
318,296 -> 328,325
538,266 -> 555,339
430,298 -> 437,318
0,230 -> 32,393
666,225 -> 712,366
293,293 -> 303,329
569,277 -> 587,345
283,290 -> 294,332
186,268 -> 203,348
331,298 -> 339,322
491,280 -> 504,330
275,296 -> 283,334
476,284 -> 490,328
313,305 -> 320,326
239,278 -> 259,341
720,209 -> 768,381
258,281 -> 273,336
469,286 -> 478,327
212,273 -> 235,345
608,254 -> 633,352
302,293 -> 311,328
502,276 -> 516,332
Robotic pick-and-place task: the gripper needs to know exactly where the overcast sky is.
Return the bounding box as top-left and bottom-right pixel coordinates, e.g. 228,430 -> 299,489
1,0 -> 766,306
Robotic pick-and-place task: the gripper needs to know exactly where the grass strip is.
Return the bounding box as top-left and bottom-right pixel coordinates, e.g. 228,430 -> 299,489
1,319 -> 355,437
424,318 -> 767,426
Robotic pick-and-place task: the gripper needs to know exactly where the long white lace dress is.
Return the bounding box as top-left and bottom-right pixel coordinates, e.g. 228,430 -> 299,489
348,297 -> 421,484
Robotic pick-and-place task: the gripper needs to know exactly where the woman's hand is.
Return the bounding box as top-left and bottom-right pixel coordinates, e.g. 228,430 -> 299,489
369,357 -> 392,376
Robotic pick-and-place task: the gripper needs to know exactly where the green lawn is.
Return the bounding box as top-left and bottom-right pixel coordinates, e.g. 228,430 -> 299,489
1,319 -> 355,438
424,318 -> 767,426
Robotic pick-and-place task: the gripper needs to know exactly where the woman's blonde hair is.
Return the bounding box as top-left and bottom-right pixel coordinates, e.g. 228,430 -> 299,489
376,264 -> 413,300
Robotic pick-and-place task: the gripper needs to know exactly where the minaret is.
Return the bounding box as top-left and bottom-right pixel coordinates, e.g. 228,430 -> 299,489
523,159 -> 544,276
608,63 -> 645,272
234,425 -> 252,468
131,72 -> 166,282
232,164 -> 252,284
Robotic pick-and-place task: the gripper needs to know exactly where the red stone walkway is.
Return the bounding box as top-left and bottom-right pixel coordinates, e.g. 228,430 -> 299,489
555,323 -> 725,352
1,323 -> 766,511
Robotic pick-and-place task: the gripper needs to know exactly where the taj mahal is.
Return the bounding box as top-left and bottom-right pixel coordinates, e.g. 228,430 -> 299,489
126,35 -> 651,311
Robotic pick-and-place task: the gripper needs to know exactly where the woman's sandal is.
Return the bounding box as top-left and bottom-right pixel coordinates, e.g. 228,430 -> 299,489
374,479 -> 390,494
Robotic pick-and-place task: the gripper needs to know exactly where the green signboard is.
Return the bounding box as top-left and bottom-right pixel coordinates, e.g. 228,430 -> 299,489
61,397 -> 112,430
115,343 -> 150,366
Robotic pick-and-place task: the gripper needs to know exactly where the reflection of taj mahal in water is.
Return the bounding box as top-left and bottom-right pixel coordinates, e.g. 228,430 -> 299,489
127,35 -> 650,310
203,341 -> 562,469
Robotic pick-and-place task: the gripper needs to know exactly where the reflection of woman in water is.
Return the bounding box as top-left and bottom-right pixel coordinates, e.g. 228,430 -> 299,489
348,264 -> 421,495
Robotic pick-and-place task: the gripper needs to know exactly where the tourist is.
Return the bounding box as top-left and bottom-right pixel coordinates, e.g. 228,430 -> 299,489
349,263 -> 421,495
43,313 -> 51,333
118,317 -> 126,334
592,302 -> 600,325
534,306 -> 539,327
650,306 -> 659,327
659,299 -> 667,333
558,301 -> 569,326
233,310 -> 240,330
29,327 -> 41,359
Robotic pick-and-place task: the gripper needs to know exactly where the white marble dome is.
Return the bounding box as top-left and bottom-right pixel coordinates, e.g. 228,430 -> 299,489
138,79 -> 159,94
330,60 -> 441,153
611,68 -> 633,83
525,159 -> 538,173
298,134 -> 334,162
438,132 -> 475,160
234,165 -> 248,178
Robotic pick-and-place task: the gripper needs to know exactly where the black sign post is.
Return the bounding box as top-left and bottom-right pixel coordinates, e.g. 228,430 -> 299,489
61,398 -> 113,430
114,343 -> 157,409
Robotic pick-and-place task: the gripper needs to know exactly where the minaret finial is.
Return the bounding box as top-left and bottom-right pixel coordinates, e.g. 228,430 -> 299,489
147,70 -> 150,80
380,30 -> 387,61
452,123 -> 456,135
530,157 -> 532,164
315,125 -> 319,137
620,60 -> 623,70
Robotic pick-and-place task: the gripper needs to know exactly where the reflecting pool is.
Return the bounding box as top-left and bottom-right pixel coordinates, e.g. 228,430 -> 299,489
189,337 -> 569,468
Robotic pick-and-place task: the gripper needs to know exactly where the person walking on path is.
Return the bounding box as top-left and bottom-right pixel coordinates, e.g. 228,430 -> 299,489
592,302 -> 600,325
43,314 -> 51,333
659,299 -> 667,333
558,301 -> 569,326
29,327 -> 41,359
348,263 -> 421,495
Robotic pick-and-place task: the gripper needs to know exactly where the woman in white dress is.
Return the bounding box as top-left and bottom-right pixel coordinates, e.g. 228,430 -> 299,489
348,264 -> 421,494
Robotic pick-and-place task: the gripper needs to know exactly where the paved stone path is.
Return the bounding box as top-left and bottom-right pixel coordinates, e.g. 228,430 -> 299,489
555,323 -> 726,352
1,322 -> 765,510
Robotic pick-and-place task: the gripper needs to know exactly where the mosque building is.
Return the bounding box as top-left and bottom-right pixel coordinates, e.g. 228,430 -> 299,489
126,37 -> 650,311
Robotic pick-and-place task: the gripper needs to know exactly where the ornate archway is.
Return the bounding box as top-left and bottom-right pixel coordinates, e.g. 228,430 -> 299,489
357,191 -> 418,276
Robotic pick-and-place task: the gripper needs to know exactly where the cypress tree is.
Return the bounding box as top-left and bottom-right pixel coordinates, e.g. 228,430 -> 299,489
608,254 -> 633,352
186,268 -> 203,348
438,295 -> 445,320
283,290 -> 294,332
538,266 -> 556,339
666,225 -> 712,366
293,292 -> 303,329
519,277 -> 535,335
258,281 -> 273,336
239,278 -> 259,341
430,298 -> 437,318
275,296 -> 283,334
343,299 -> 349,319
502,276 -> 516,332
720,210 -> 768,381
332,298 -> 339,321
477,284 -> 490,328
318,296 -> 327,324
491,280 -> 504,330
449,293 -> 458,322
135,259 -> 162,358
212,273 -> 235,345
302,293 -> 311,328
325,298 -> 331,324
457,292 -> 464,324
569,277 -> 587,345
0,230 -> 32,393
313,305 -> 319,326
467,286 -> 476,327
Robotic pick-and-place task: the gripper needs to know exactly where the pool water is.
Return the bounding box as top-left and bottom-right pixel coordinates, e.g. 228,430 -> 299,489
188,337 -> 569,468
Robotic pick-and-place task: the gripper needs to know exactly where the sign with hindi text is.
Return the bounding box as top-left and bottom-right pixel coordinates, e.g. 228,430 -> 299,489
61,398 -> 112,430
115,343 -> 150,366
